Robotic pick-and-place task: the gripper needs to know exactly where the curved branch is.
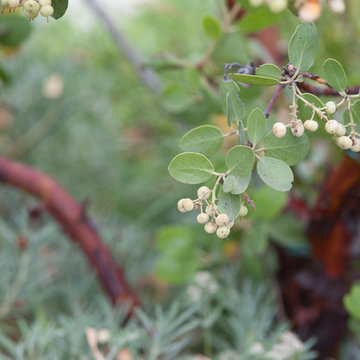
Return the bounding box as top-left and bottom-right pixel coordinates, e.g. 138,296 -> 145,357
0,155 -> 139,311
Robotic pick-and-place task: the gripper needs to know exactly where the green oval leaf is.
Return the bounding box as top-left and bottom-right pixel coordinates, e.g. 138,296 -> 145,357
256,64 -> 281,80
238,6 -> 282,33
263,132 -> 310,166
297,93 -> 324,122
226,145 -> 255,177
256,157 -> 294,192
247,108 -> 266,146
220,80 -> 245,126
180,125 -> 223,155
218,188 -> 241,221
228,73 -> 279,86
223,174 -> 251,195
202,15 -> 221,39
168,152 -> 214,184
288,23 -> 318,72
0,16 -> 32,47
323,58 -> 347,93
52,0 -> 69,19
251,187 -> 288,219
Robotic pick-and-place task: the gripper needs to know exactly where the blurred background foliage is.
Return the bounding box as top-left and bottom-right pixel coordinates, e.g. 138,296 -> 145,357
0,0 -> 360,358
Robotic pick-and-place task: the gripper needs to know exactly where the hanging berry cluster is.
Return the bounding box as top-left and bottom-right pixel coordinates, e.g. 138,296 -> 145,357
2,0 -> 54,20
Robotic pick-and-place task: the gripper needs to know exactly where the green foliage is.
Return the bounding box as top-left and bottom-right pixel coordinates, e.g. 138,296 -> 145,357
51,0 -> 68,20
0,16 -> 32,47
228,73 -> 279,86
256,64 -> 281,80
297,93 -> 324,122
247,108 -> 266,146
223,174 -> 251,195
202,15 -> 222,39
220,80 -> 245,126
344,284 -> 360,320
323,58 -> 347,92
226,145 -> 255,177
218,188 -> 242,221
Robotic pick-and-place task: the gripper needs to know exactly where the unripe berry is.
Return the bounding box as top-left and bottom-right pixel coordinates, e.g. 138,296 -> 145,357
40,4 -> 53,17
351,139 -> 360,152
215,213 -> 230,227
325,120 -> 339,135
267,0 -> 287,13
239,205 -> 248,217
216,226 -> 230,239
177,199 -> 187,213
325,101 -> 337,115
335,124 -> 346,137
273,122 -> 287,138
6,0 -> 20,8
329,0 -> 345,14
249,0 -> 264,6
39,0 -> 51,5
337,136 -> 352,150
182,198 -> 194,212
206,205 -> 217,217
304,120 -> 318,132
204,222 -> 217,234
291,122 -> 304,137
197,186 -> 210,200
24,0 -> 39,12
197,213 -> 209,224
299,3 -> 321,22
24,9 -> 38,19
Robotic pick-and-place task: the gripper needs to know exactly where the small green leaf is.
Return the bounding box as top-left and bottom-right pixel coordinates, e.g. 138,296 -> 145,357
256,64 -> 281,80
263,132 -> 310,166
223,174 -> 251,195
323,58 -> 347,93
202,15 -> 221,39
229,73 -> 279,86
168,152 -> 214,184
218,188 -> 241,221
226,145 -> 255,177
297,93 -> 324,122
288,23 -> 318,72
52,0 -> 69,19
0,16 -> 32,47
238,6 -> 282,33
220,80 -> 245,125
256,157 -> 294,192
247,108 -> 266,146
180,125 -> 223,155
344,284 -> 360,320
252,187 -> 288,219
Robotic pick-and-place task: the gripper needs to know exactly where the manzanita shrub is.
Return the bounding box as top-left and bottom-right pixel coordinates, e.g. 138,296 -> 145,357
169,22 -> 360,239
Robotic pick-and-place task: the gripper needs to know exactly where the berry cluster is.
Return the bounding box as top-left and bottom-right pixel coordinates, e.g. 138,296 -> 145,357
177,186 -> 248,239
2,0 -> 54,20
272,99 -> 360,153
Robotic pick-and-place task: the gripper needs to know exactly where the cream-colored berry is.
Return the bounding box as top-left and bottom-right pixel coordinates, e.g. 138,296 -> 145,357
177,199 -> 186,213
204,222 -> 217,234
291,122 -> 304,137
197,186 -> 210,200
304,120 -> 318,132
325,101 -> 337,115
325,120 -> 339,134
337,136 -> 352,150
39,0 -> 51,5
40,4 -> 53,16
329,0 -> 345,13
299,3 -> 321,22
273,122 -> 287,138
197,213 -> 209,224
6,0 -> 20,8
216,226 -> 230,239
24,9 -> 38,19
267,0 -> 287,13
239,205 -> 248,217
182,198 -> 194,212
335,124 -> 346,137
351,139 -> 360,152
24,0 -> 39,11
215,213 -> 229,227
249,0 -> 264,6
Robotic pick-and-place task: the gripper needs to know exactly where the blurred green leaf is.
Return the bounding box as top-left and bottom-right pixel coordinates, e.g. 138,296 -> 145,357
263,132 -> 310,166
226,145 -> 255,177
344,284 -> 360,320
223,174 -> 251,194
220,80 -> 245,126
323,58 -> 347,93
256,64 -> 281,80
202,15 -> 221,39
0,15 -> 32,47
218,188 -> 241,221
256,157 -> 293,191
298,93 -> 324,122
229,73 -> 279,86
247,108 -> 266,146
288,23 -> 318,72
52,0 -> 69,19
168,152 -> 214,184
238,6 -> 282,33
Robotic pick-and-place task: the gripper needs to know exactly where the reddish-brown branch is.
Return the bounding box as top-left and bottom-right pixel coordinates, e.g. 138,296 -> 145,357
0,155 -> 139,311
298,82 -> 360,96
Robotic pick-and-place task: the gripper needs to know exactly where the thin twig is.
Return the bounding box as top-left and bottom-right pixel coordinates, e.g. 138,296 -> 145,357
264,83 -> 286,118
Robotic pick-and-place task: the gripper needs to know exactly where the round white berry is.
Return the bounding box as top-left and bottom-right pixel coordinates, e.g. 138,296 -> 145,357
24,0 -> 39,11
273,122 -> 287,138
24,9 -> 38,19
329,0 -> 345,14
239,205 -> 248,217
40,4 -> 53,16
6,0 -> 20,8
291,122 -> 304,137
325,120 -> 339,135
304,120 -> 318,132
299,3 -> 321,22
177,199 -> 186,213
197,213 -> 209,224
337,136 -> 352,150
267,0 -> 287,13
197,186 -> 210,200
216,226 -> 230,239
204,222 -> 217,234
335,124 -> 346,137
249,0 -> 264,7
325,101 -> 337,115
215,213 -> 230,227
182,198 -> 194,212
351,139 -> 360,152
39,0 -> 51,5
